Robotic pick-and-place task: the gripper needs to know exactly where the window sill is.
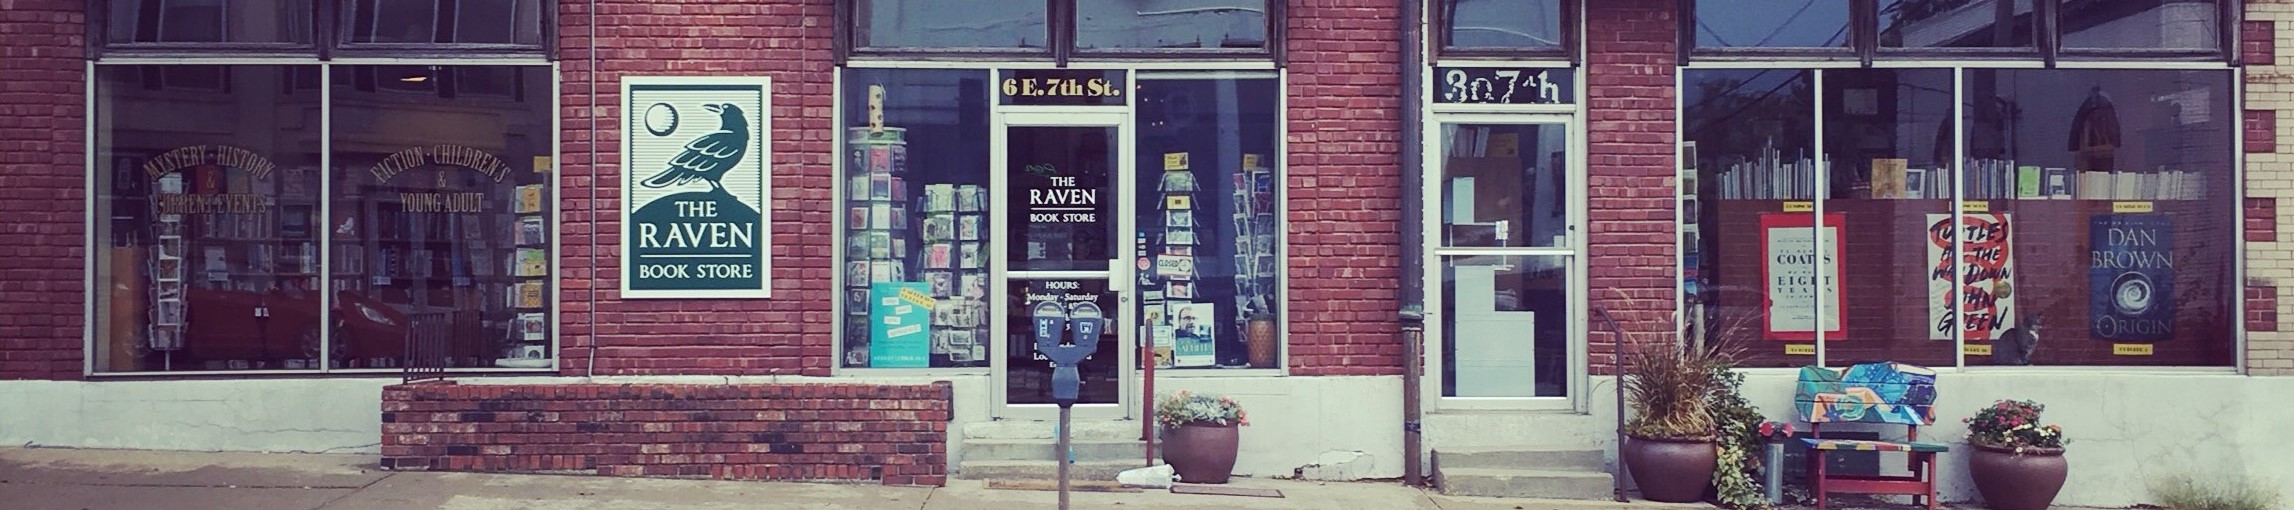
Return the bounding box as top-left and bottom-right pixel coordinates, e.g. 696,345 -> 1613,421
85,367 -> 560,379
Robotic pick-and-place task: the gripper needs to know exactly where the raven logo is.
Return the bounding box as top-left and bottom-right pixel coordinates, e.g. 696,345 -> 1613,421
640,103 -> 747,194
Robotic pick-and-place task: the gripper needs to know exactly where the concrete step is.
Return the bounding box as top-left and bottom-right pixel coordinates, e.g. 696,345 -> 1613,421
961,419 -> 1142,441
955,460 -> 1142,481
960,439 -> 1147,463
1435,447 -> 1607,471
1435,467 -> 1614,500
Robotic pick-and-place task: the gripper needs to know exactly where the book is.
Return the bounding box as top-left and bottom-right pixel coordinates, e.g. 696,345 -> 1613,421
1870,159 -> 1906,199
517,216 -> 546,245
2017,166 -> 2041,199
515,282 -> 545,308
516,313 -> 546,341
2043,168 -> 2072,199
1904,168 -> 1927,199
515,248 -> 547,277
515,184 -> 544,213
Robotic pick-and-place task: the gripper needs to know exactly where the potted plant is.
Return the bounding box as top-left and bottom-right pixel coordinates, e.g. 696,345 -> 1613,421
1621,340 -> 1726,503
1965,399 -> 2067,510
1155,391 -> 1248,484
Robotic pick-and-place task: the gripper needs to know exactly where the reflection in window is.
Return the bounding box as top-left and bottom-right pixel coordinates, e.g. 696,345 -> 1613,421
345,0 -> 546,45
330,65 -> 555,369
1440,124 -> 1567,248
856,0 -> 1048,49
92,65 -> 323,372
1443,0 -> 1562,50
1695,0 -> 1851,49
2061,0 -> 2219,51
838,69 -> 993,369
1820,68 -> 1956,368
1134,78 -> 1282,369
1879,0 -> 2034,49
1442,255 -> 1567,397
1682,68 -> 1816,368
107,0 -> 313,45
1077,0 -> 1267,50
1963,69 -> 2234,367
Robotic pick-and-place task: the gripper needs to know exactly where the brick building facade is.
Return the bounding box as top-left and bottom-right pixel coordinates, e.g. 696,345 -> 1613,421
2,0 -> 2290,505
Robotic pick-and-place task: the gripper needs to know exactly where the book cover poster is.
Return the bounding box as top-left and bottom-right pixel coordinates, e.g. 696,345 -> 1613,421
1759,213 -> 1845,340
1170,302 -> 1217,367
2090,213 -> 2173,341
869,282 -> 932,368
1927,213 -> 2016,340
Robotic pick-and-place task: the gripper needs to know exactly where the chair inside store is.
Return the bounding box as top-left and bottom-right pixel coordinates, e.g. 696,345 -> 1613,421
1792,362 -> 1947,510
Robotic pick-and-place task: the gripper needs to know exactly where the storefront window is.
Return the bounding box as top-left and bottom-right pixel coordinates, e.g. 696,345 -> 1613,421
329,65 -> 554,370
1682,68 -> 1816,368
105,0 -> 314,45
92,65 -> 324,372
1962,68 -> 2236,366
1442,0 -> 1563,50
854,0 -> 1048,49
1879,0 -> 2034,49
838,68 -> 993,369
1077,0 -> 1267,50
1694,0 -> 1851,49
1134,77 -> 1282,369
343,0 -> 546,46
1682,66 -> 2236,369
2061,0 -> 2220,52
1820,68 -> 1956,368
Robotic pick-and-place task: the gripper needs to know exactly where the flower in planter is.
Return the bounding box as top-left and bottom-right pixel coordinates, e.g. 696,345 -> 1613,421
1155,391 -> 1248,428
1963,399 -> 2065,454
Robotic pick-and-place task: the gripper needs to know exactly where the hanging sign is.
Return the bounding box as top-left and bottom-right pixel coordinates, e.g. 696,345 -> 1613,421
999,69 -> 1126,106
1434,67 -> 1574,104
620,76 -> 773,298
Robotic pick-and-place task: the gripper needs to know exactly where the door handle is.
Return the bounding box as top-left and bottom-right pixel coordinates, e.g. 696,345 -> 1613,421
1106,259 -> 1126,292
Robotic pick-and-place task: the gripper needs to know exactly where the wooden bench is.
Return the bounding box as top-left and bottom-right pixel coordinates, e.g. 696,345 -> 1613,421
1793,362 -> 1947,510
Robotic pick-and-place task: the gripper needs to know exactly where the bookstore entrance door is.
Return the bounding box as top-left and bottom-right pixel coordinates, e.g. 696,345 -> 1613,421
989,109 -> 1138,420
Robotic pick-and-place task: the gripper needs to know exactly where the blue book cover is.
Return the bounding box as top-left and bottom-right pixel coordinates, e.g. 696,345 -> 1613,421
869,282 -> 933,368
2089,214 -> 2173,341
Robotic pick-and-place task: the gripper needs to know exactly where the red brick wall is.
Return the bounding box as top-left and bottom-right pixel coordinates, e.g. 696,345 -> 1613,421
381,382 -> 952,486
1584,0 -> 1680,375
557,0 -> 838,376
1283,0 -> 1405,376
0,0 -> 87,380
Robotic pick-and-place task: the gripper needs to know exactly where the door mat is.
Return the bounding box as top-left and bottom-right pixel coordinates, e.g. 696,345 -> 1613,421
1170,484 -> 1284,498
984,480 -> 1143,493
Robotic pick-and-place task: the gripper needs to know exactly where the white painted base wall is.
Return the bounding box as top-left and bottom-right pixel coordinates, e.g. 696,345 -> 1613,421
0,374 -> 1404,482
1421,371 -> 2294,507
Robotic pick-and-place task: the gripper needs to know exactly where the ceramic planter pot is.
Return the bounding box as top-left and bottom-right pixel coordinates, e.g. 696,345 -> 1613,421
1968,443 -> 2067,510
1621,435 -> 1717,503
1246,316 -> 1278,368
1162,423 -> 1240,484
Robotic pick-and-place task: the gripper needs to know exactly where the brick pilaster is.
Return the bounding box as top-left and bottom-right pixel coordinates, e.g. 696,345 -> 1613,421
0,0 -> 87,380
1585,0 -> 1680,375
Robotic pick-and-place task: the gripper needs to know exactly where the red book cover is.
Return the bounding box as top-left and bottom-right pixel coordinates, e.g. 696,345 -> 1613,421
194,165 -> 222,194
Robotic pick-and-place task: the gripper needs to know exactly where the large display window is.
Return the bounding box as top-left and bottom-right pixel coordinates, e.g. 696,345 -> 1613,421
832,68 -> 1285,371
1688,0 -> 2231,60
89,62 -> 554,374
1681,66 -> 2237,368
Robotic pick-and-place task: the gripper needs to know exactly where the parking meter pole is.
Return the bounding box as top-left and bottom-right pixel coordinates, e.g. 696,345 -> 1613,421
1058,402 -> 1072,510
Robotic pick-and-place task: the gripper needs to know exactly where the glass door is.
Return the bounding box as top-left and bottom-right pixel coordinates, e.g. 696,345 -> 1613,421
1424,116 -> 1584,410
992,110 -> 1135,419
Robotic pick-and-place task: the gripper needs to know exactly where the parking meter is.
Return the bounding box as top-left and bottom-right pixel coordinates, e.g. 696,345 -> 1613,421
1033,300 -> 1098,407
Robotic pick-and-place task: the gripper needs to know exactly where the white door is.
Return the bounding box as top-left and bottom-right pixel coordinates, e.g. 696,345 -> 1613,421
1422,115 -> 1586,411
990,109 -> 1138,419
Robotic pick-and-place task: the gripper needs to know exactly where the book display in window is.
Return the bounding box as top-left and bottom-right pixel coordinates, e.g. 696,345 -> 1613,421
498,183 -> 551,368
1229,153 -> 1279,368
1150,153 -> 1214,368
846,126 -> 991,367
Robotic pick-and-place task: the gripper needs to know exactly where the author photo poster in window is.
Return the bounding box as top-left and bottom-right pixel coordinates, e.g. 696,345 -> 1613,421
1759,213 -> 1845,340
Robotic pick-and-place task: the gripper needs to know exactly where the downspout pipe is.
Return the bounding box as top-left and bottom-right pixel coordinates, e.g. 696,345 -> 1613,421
585,0 -> 601,378
1398,0 -> 1427,490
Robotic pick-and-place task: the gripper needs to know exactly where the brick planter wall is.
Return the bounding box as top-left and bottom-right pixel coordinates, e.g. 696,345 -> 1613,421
380,382 -> 953,486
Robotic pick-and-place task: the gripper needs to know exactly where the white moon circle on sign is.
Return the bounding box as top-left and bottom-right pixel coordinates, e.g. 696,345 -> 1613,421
643,103 -> 678,136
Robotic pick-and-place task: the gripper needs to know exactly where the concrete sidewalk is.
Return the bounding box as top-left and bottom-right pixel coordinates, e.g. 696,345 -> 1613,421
0,447 -> 1710,510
